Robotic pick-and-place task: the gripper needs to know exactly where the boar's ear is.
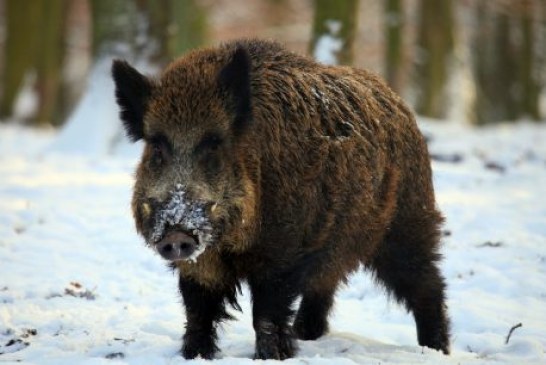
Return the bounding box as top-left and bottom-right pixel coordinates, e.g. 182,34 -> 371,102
111,60 -> 152,142
218,46 -> 252,136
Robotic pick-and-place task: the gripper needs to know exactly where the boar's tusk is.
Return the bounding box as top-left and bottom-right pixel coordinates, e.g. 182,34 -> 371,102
142,202 -> 151,218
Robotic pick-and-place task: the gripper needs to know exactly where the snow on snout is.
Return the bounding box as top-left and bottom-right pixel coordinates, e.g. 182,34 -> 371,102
150,184 -> 214,262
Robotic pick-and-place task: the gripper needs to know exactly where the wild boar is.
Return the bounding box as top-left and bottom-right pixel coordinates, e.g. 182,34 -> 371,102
112,39 -> 450,360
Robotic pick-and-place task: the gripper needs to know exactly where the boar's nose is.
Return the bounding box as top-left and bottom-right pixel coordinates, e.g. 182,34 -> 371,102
156,231 -> 197,261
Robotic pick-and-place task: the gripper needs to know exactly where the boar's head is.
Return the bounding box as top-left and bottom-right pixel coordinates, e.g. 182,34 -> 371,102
112,46 -> 256,262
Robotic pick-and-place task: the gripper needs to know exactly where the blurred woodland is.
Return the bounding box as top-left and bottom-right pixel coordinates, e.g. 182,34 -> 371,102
0,0 -> 544,128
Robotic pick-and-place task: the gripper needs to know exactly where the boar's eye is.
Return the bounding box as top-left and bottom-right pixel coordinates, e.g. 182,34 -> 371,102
195,133 -> 223,154
194,133 -> 224,174
151,143 -> 163,165
148,135 -> 171,168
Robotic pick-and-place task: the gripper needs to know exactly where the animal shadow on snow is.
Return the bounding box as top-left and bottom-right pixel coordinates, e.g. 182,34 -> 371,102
221,331 -> 437,361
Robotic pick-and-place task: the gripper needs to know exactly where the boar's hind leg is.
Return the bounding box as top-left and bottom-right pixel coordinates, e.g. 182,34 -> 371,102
371,212 -> 450,355
179,276 -> 236,359
293,284 -> 337,341
248,271 -> 302,360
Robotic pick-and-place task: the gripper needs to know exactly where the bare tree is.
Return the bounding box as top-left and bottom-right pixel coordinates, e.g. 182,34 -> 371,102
309,0 -> 359,66
35,0 -> 67,126
54,0 -> 207,154
519,0 -> 541,120
413,0 -> 455,119
472,0 -> 543,124
0,0 -> 68,126
384,0 -> 404,93
169,0 -> 207,57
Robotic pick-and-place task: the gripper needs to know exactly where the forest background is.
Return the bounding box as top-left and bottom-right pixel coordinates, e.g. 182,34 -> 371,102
0,0 -> 544,133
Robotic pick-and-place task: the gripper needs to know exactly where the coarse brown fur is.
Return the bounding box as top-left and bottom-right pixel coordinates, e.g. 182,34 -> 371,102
112,39 -> 450,360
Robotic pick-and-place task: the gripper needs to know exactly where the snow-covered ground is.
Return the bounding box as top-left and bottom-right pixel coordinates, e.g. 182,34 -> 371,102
1,120 -> 545,364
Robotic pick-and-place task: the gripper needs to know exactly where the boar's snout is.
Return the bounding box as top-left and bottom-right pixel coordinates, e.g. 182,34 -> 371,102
143,185 -> 216,262
156,230 -> 198,261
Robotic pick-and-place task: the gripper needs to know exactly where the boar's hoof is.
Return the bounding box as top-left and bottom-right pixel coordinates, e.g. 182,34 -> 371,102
181,331 -> 218,359
156,231 -> 197,261
293,315 -> 328,341
419,327 -> 450,355
416,310 -> 450,355
254,323 -> 297,360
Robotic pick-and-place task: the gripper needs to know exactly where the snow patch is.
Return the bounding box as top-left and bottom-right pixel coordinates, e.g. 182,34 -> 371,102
1,121 -> 546,363
151,185 -> 214,263
12,72 -> 38,121
314,20 -> 344,65
47,58 -> 125,156
311,86 -> 330,109
47,56 -> 149,158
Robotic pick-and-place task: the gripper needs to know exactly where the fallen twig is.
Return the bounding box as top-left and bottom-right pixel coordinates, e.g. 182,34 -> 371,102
477,241 -> 503,248
430,153 -> 463,163
484,161 -> 506,174
505,323 -> 522,344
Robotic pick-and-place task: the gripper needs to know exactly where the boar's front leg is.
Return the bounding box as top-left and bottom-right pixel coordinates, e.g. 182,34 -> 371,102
249,271 -> 301,360
178,275 -> 233,359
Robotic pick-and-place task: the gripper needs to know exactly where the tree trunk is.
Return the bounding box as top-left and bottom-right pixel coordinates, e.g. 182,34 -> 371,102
414,0 -> 455,119
519,0 -> 541,120
54,0 -> 207,155
542,0 -> 546,119
384,0 -> 404,93
91,0 -> 143,60
35,0 -> 67,126
309,0 -> 359,66
473,1 -> 515,123
170,0 -> 207,57
0,0 -> 42,120
472,0 -> 543,124
91,0 -> 207,66
1,1 -> 72,126
54,0 -> 150,154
